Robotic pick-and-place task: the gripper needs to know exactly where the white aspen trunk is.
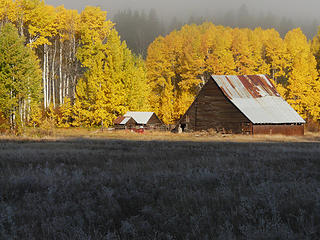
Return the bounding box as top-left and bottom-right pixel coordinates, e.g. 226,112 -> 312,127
63,73 -> 66,104
10,88 -> 15,130
59,40 -> 63,105
23,99 -> 26,124
73,76 -> 77,98
19,100 -> 23,128
27,77 -> 31,122
12,108 -> 15,129
19,17 -> 24,37
68,42 -> 72,99
52,39 -> 57,108
66,76 -> 69,97
46,47 -> 50,107
43,44 -> 47,109
27,96 -> 31,122
72,34 -> 76,99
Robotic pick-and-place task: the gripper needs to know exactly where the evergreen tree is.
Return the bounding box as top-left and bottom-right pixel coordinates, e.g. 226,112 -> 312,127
0,23 -> 42,129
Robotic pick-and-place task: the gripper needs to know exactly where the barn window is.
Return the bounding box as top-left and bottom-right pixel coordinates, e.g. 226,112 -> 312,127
186,115 -> 190,123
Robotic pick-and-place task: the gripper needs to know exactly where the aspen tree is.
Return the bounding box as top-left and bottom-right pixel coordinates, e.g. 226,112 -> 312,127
285,28 -> 320,120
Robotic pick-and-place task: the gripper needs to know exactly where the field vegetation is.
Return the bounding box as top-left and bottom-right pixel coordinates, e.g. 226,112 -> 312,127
1,131 -> 320,239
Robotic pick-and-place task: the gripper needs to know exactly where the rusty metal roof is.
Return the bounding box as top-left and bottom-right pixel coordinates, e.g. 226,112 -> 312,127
113,116 -> 125,125
113,116 -> 136,125
211,75 -> 306,124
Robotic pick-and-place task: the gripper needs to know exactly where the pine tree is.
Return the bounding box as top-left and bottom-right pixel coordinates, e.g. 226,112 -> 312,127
0,23 -> 42,130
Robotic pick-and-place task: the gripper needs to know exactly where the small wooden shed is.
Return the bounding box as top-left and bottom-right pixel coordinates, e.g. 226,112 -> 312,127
113,116 -> 137,129
175,74 -> 305,136
114,112 -> 165,130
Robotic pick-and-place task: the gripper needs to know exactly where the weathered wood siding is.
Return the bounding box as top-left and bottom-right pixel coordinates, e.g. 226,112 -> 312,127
126,118 -> 138,128
253,124 -> 304,136
147,114 -> 163,125
145,113 -> 165,130
114,117 -> 137,129
179,79 -> 250,133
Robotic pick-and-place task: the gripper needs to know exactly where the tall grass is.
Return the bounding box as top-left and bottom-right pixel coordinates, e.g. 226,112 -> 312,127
0,138 -> 320,239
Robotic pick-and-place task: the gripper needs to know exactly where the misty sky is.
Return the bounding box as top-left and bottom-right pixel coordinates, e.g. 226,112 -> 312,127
46,0 -> 320,21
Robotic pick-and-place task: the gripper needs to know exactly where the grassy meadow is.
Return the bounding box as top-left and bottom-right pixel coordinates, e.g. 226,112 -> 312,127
0,130 -> 320,239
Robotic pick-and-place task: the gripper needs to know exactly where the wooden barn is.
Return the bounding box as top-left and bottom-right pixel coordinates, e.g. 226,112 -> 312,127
114,112 -> 165,130
175,75 -> 305,136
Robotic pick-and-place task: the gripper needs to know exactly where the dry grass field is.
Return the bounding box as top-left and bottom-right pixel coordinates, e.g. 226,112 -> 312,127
1,129 -> 320,239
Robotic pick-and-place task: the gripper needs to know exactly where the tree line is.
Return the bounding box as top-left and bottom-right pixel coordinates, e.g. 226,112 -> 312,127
1,0 -> 320,131
147,23 -> 320,124
112,5 -> 319,57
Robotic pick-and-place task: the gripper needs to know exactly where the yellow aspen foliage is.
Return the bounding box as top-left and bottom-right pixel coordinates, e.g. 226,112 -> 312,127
70,98 -> 82,127
311,27 -> 320,78
248,28 -> 270,74
13,0 -> 57,47
76,6 -> 149,127
28,104 -> 43,127
147,23 -> 320,124
159,80 -> 175,124
285,28 -> 320,120
0,0 -> 14,23
147,25 -> 207,124
147,36 -> 176,124
45,103 -> 57,124
264,29 -> 290,85
57,97 -> 73,128
124,55 -> 151,112
203,25 -> 236,74
55,6 -> 79,42
231,28 -> 257,74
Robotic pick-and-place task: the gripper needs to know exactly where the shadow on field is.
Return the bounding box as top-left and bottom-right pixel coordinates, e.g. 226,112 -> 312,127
1,138 -> 320,239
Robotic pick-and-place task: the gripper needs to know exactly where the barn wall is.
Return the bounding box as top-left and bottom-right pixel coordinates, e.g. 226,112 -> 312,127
126,118 -> 138,128
146,114 -> 165,130
147,114 -> 163,125
114,118 -> 137,129
253,124 -> 304,136
179,79 -> 250,133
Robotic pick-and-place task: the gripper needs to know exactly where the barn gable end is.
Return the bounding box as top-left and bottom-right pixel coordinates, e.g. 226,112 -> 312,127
178,77 -> 250,134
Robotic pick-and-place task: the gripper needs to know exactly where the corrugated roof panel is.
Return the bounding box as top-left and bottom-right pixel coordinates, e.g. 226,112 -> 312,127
124,112 -> 154,124
211,75 -> 306,124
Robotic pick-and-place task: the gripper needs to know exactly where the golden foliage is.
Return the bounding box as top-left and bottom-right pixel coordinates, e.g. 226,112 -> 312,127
147,23 -> 320,124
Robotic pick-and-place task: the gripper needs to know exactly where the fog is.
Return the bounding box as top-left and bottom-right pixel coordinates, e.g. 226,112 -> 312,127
46,0 -> 320,21
46,0 -> 320,55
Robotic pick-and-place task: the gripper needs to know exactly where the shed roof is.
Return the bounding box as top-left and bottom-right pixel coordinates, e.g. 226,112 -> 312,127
113,116 -> 136,125
211,75 -> 305,124
124,112 -> 155,125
